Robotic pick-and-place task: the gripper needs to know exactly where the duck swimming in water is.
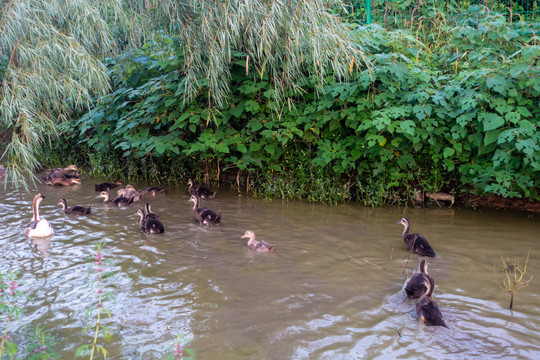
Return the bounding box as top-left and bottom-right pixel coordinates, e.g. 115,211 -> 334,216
97,191 -> 134,206
397,218 -> 436,257
136,208 -> 165,234
25,193 -> 54,238
405,259 -> 433,298
58,198 -> 91,215
145,187 -> 167,196
45,165 -> 79,175
117,184 -> 144,202
416,277 -> 448,328
187,179 -> 216,199
44,177 -> 81,187
188,194 -> 221,226
94,180 -> 122,192
241,230 -> 275,252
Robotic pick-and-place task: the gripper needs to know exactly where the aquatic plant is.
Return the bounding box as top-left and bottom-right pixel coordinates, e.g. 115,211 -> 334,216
164,335 -> 195,360
0,272 -> 23,359
76,242 -> 115,359
495,252 -> 533,309
26,327 -> 60,360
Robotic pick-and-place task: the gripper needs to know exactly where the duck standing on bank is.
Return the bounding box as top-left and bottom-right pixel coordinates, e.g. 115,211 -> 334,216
405,259 -> 433,298
416,277 -> 448,328
397,218 -> 436,257
241,230 -> 275,252
188,179 -> 216,199
188,194 -> 221,226
25,193 -> 54,237
58,198 -> 91,215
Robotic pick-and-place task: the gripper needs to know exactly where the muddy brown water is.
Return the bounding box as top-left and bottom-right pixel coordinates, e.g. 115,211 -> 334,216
0,176 -> 539,359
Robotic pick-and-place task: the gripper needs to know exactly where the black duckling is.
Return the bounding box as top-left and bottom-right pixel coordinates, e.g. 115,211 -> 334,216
405,259 -> 433,298
136,208 -> 165,234
397,218 -> 436,257
188,194 -> 221,226
94,180 -> 122,192
58,198 -> 91,215
416,277 -> 448,328
145,187 -> 167,196
44,177 -> 81,187
187,179 -> 216,199
97,191 -> 134,206
241,230 -> 275,252
24,193 -> 54,238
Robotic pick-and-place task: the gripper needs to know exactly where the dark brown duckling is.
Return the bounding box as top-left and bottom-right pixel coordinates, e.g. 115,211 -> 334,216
117,184 -> 144,202
145,187 -> 167,196
45,165 -> 79,175
188,194 -> 221,226
405,259 -> 433,298
44,177 -> 81,187
187,179 -> 216,199
416,277 -> 448,328
58,198 -> 91,215
397,218 -> 436,257
136,208 -> 165,234
144,203 -> 159,220
94,180 -> 122,192
241,230 -> 275,252
97,191 -> 134,206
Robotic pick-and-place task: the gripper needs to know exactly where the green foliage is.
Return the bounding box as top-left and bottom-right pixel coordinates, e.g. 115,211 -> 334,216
60,14 -> 539,204
25,327 -> 61,360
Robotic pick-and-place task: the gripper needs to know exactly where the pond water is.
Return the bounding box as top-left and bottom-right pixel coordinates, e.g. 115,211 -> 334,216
0,175 -> 539,359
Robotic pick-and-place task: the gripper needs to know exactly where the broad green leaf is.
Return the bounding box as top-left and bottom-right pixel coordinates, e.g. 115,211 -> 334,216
482,113 -> 504,131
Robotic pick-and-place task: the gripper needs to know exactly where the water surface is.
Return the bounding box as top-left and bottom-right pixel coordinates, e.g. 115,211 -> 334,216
0,176 -> 539,359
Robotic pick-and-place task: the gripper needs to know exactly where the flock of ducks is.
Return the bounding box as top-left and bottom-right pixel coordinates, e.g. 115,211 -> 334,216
23,165 -> 273,252
22,165 -> 446,328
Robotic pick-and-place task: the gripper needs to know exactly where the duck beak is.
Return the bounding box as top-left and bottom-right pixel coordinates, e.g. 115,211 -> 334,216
396,221 -> 401,224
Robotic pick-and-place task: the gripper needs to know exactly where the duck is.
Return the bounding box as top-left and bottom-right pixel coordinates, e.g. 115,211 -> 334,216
397,218 -> 436,257
58,198 -> 91,215
97,191 -> 134,206
405,259 -> 433,298
188,194 -> 221,226
44,177 -> 82,187
24,193 -> 54,238
241,230 -> 275,252
145,187 -> 167,196
117,184 -> 144,202
144,203 -> 159,220
187,179 -> 216,199
136,208 -> 165,234
94,180 -> 122,192
45,165 -> 79,175
416,277 -> 448,328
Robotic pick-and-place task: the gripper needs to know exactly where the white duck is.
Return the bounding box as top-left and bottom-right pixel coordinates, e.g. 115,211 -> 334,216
24,193 -> 54,238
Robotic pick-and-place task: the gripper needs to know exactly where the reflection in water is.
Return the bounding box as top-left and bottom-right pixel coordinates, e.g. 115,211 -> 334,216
0,178 -> 539,359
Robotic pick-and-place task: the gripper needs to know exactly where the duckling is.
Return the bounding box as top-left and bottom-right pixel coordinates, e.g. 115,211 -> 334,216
45,165 -> 79,175
44,177 -> 82,187
58,198 -> 91,215
144,203 -> 159,220
187,179 -> 216,199
97,191 -> 134,206
241,230 -> 275,252
117,184 -> 144,202
188,194 -> 221,226
397,218 -> 436,257
416,277 -> 448,328
405,259 -> 433,298
24,193 -> 54,238
136,208 -> 165,234
94,180 -> 122,192
145,187 -> 167,196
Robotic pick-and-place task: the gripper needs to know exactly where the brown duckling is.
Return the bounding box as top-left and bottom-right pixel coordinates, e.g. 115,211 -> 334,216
58,198 -> 91,215
44,177 -> 81,187
416,277 -> 448,328
117,184 -> 144,202
136,208 -> 165,234
188,194 -> 221,226
241,230 -> 275,252
97,191 -> 134,206
94,180 -> 122,192
24,193 -> 54,238
45,165 -> 79,175
144,203 -> 159,220
187,179 -> 216,199
145,187 -> 167,196
397,218 -> 436,257
405,259 -> 433,298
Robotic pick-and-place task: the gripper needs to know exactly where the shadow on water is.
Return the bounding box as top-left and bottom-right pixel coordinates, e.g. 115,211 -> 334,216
0,176 -> 539,359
